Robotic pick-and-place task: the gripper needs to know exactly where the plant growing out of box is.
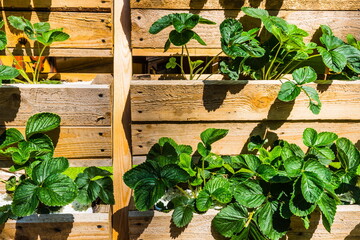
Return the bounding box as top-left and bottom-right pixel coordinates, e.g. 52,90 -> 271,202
0,113 -> 114,224
0,16 -> 70,84
124,128 -> 360,240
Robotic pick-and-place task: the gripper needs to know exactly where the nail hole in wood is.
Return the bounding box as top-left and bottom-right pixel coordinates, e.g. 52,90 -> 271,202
99,132 -> 103,136
137,129 -> 142,133
137,16 -> 141,20
53,228 -> 62,232
140,38 -> 144,41
101,19 -> 105,22
138,110 -> 143,113
97,225 -> 103,229
98,93 -> 104,97
136,0 -> 140,2
137,91 -> 143,94
139,145 -> 143,148
102,39 -> 106,43
100,149 -> 105,152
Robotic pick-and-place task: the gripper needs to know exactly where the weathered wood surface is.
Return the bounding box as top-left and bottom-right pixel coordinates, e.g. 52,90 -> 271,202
2,11 -> 112,57
128,205 -> 360,240
0,0 -> 112,10
131,80 -> 360,121
131,9 -> 360,55
0,84 -> 111,126
130,0 -> 360,10
0,213 -> 110,240
132,122 -> 360,155
0,126 -> 111,159
55,57 -> 114,73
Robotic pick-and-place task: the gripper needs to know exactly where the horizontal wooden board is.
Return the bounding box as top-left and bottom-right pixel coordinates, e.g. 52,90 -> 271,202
0,84 -> 111,126
129,205 -> 360,240
2,11 -> 112,57
0,158 -> 112,168
55,57 -> 114,73
131,80 -> 360,121
0,0 -> 111,10
130,0 -> 360,10
0,126 -> 111,159
132,122 -> 360,155
131,10 -> 360,55
1,213 -> 110,240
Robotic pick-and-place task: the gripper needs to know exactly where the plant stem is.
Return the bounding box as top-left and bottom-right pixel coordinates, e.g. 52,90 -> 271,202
180,46 -> 186,77
245,211 -> 255,228
202,157 -> 206,184
185,45 -> 193,80
33,45 -> 47,84
196,51 -> 223,80
6,48 -> 32,83
175,185 -> 191,198
265,42 -> 282,79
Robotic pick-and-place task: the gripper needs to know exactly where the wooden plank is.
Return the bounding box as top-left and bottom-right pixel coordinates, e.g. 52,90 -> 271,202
130,0 -> 360,10
1,213 -> 110,240
112,0 -> 132,239
131,9 -> 360,51
131,80 -> 360,121
5,48 -> 113,57
0,158 -> 112,168
55,57 -> 113,73
0,84 -> 111,126
0,126 -> 111,159
128,205 -> 360,240
132,122 -> 360,155
0,0 -> 112,10
1,11 -> 112,56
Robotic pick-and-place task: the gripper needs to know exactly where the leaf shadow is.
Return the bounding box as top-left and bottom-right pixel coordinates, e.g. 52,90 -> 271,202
344,223 -> 360,239
283,211 -> 320,240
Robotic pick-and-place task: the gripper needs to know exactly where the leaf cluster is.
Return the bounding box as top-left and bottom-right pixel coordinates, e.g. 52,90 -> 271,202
0,113 -> 114,224
124,128 -> 360,240
0,16 -> 70,84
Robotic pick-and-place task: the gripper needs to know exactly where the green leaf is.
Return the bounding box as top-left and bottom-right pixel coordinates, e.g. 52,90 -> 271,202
204,153 -> 224,169
320,34 -> 344,51
32,157 -> 69,184
320,25 -> 333,36
196,190 -> 212,212
28,133 -> 54,157
220,18 -> 243,44
256,201 -> 289,240
192,32 -> 206,46
315,132 -> 338,146
166,57 -> 177,69
247,136 -> 268,151
0,205 -> 14,224
147,141 -> 178,167
38,173 -> 78,206
289,179 -> 316,216
172,204 -> 193,227
160,164 -> 190,187
34,22 -> 50,32
0,128 -> 24,150
169,29 -> 195,46
301,172 -> 324,203
133,178 -> 166,211
336,138 -> 360,172
172,13 -> 199,32
200,128 -> 229,146
240,154 -> 261,172
0,31 -> 7,50
284,156 -> 303,177
12,141 -> 37,165
303,128 -> 318,147
95,177 -> 115,204
149,14 -> 173,34
256,164 -> 278,181
8,16 -> 27,30
25,112 -> 61,139
318,47 -> 347,72
318,192 -> 336,232
212,188 -> 232,204
12,180 -> 39,217
197,142 -> 209,157
303,160 -> 332,182
292,66 -> 317,84
233,180 -> 266,208
309,147 -> 335,164
204,175 -> 230,193
0,65 -> 20,81
278,81 -> 301,102
123,161 -> 158,188
301,86 -> 322,114
212,203 -> 248,238
5,176 -> 17,192
198,17 -> 216,25
241,7 -> 269,19
179,153 -> 196,176
334,45 -> 360,73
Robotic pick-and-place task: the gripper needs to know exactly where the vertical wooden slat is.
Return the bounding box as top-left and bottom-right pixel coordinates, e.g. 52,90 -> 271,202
112,0 -> 132,239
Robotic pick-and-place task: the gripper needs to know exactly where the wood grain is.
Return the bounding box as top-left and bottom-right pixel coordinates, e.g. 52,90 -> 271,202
132,122 -> 360,155
0,126 -> 111,159
55,57 -> 113,73
1,11 -> 112,57
131,80 -> 360,121
0,213 -> 110,240
112,0 -> 132,239
0,84 -> 111,126
131,9 -> 360,51
129,206 -> 360,240
0,0 -> 112,10
130,0 -> 360,10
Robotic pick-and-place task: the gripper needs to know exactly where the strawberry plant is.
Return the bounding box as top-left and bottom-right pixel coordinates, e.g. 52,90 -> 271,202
0,113 -> 114,224
0,16 -> 70,84
124,128 -> 360,240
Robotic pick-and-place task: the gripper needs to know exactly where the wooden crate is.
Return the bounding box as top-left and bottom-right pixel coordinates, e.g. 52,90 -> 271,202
129,205 -> 360,240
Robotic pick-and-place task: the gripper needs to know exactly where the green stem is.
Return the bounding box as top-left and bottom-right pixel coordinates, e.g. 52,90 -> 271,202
185,45 -> 193,80
176,185 -> 191,198
245,211 -> 255,228
6,48 -> 32,83
265,42 -> 282,80
202,157 -> 206,185
180,46 -> 185,77
33,45 -> 47,84
196,51 -> 223,80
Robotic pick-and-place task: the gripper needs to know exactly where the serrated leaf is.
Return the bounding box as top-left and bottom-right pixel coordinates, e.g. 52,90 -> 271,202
28,133 -> 54,157
169,29 -> 195,46
179,153 -> 196,176
0,128 -> 24,150
240,154 -> 261,172
318,192 -> 336,232
256,164 -> 277,182
315,132 -> 338,146
95,177 -> 114,204
8,16 -> 27,30
303,128 -> 318,147
289,179 -> 316,216
0,65 -> 19,81
196,190 -> 212,212
301,172 -> 324,203
212,203 -> 248,238
212,188 -> 232,204
233,180 -> 266,208
123,161 -> 158,189
38,173 -> 78,206
200,128 -> 229,146
301,86 -> 322,114
334,45 -> 360,73
25,112 -> 61,139
32,157 -> 69,184
11,180 -> 39,217
172,204 -> 193,227
160,164 -> 190,187
204,153 -> 224,169
241,7 -> 269,19
133,178 -> 166,211
149,14 -> 173,34
318,47 -> 347,72
336,138 -> 360,172
284,156 -> 303,177
292,66 -> 317,84
278,81 -> 301,102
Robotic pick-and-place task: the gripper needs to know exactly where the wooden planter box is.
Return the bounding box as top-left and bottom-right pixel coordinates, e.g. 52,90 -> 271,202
129,205 -> 360,240
0,76 -> 112,239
